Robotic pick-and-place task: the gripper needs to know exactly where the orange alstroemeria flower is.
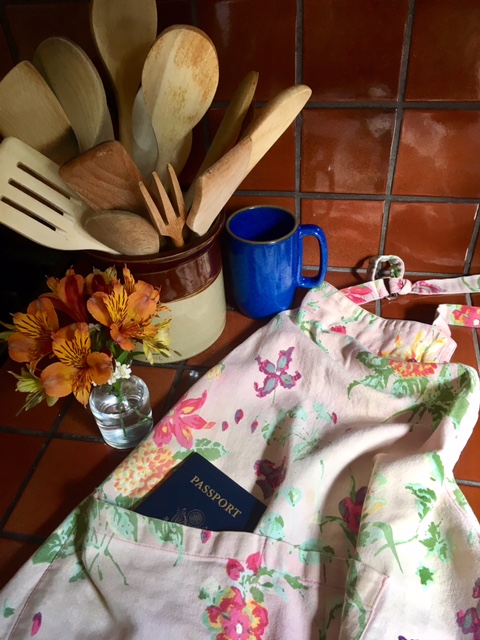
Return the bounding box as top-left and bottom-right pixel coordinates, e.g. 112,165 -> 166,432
41,323 -> 112,406
8,297 -> 59,369
87,268 -> 164,351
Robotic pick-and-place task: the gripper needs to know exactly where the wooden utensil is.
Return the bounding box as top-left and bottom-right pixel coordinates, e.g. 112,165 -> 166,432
186,84 -> 312,237
0,137 -> 118,253
0,61 -> 79,164
131,87 -> 193,179
139,173 -> 185,248
142,25 -> 219,182
59,141 -> 148,217
167,163 -> 186,220
84,210 -> 160,255
33,36 -> 114,152
91,0 -> 157,155
184,70 -> 259,208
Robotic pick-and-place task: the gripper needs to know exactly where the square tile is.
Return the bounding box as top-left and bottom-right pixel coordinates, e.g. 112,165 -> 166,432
406,0 -> 480,101
303,0 -> 408,101
468,226 -> 480,274
449,327 -> 479,370
0,538 -> 41,590
0,359 -> 67,432
393,110 -> 480,197
301,109 -> 395,194
301,199 -> 384,268
197,0 -> 296,101
384,202 -> 477,273
4,440 -> 128,536
0,433 -> 46,521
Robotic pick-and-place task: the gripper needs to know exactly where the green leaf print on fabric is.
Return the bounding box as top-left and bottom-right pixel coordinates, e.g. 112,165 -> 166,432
110,506 -> 138,541
148,520 -> 184,565
2,600 -> 15,619
258,513 -> 285,540
405,484 -> 437,521
193,438 -> 228,461
429,452 -> 445,484
280,486 -> 302,507
417,564 -> 435,586
420,522 -> 453,562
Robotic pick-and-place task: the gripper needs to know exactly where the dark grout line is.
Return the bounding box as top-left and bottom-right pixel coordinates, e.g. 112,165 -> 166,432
456,479 -> 480,488
0,531 -> 46,545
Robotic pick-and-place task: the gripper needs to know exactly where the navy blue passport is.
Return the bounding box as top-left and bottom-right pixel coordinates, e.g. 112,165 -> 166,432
135,452 -> 266,533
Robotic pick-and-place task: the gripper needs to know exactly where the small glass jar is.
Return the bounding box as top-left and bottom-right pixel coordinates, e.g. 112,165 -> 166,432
89,375 -> 153,449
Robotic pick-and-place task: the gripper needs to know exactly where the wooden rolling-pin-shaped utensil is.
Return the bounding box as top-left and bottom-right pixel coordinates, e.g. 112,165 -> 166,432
84,210 -> 160,255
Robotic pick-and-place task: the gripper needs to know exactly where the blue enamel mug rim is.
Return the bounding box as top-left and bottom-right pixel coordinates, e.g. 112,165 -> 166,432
226,205 -> 299,245
226,205 -> 328,290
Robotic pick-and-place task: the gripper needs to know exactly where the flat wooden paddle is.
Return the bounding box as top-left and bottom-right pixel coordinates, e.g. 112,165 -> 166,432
84,210 -> 160,255
0,61 -> 79,164
59,141 -> 148,217
33,36 -> 114,152
186,85 -> 312,237
91,0 -> 157,155
142,25 -> 219,183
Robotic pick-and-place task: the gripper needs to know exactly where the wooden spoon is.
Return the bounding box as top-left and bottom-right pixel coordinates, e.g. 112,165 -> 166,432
84,210 -> 160,255
142,25 -> 219,182
33,36 -> 114,152
184,70 -> 259,208
91,0 -> 157,155
0,61 -> 79,164
186,84 -> 312,237
59,141 -> 148,217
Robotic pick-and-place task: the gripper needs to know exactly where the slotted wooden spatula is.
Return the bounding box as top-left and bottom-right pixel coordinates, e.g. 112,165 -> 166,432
59,141 -> 148,218
0,61 -> 79,164
0,137 -> 119,253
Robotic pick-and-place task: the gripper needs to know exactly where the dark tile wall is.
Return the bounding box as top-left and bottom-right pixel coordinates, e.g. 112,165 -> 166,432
1,0 -> 480,290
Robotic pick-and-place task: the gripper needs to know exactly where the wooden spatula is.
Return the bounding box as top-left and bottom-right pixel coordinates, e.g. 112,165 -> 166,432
186,84 -> 312,237
84,210 -> 160,255
0,61 -> 79,164
59,141 -> 148,218
0,137 -> 118,253
33,36 -> 114,152
91,0 -> 157,155
142,25 -> 219,182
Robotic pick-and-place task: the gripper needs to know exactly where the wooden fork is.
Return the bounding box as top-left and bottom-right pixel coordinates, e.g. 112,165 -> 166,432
139,170 -> 185,248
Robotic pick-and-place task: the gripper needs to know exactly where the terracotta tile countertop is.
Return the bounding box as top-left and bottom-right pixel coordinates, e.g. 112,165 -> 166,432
1,286 -> 480,590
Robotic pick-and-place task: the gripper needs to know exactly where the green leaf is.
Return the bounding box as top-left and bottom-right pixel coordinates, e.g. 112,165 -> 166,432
313,401 -> 332,422
284,574 -> 308,591
417,565 -> 435,586
198,588 -> 209,601
192,439 -> 228,461
2,600 -> 15,618
111,507 -> 138,541
281,486 -> 303,506
250,586 -> 264,603
429,452 -> 445,485
405,484 -> 437,521
372,522 -> 403,572
259,513 -> 285,540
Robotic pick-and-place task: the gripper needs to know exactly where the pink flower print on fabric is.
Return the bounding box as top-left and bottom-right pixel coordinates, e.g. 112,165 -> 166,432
341,284 -> 376,305
31,612 -> 42,636
253,347 -> 301,398
204,586 -> 269,640
339,486 -> 367,535
456,579 -> 480,639
254,456 -> 287,499
452,305 -> 480,328
153,391 -> 215,449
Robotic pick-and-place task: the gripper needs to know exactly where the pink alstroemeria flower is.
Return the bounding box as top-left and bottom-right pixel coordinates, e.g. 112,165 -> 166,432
153,390 -> 215,449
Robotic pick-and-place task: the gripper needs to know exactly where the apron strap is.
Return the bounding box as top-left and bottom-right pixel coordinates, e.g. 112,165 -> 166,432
340,255 -> 480,329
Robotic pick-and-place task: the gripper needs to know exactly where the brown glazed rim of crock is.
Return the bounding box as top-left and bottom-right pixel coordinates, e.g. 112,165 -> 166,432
86,211 -> 225,267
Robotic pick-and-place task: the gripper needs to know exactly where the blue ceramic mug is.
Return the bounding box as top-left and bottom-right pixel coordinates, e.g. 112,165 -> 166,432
225,206 -> 328,319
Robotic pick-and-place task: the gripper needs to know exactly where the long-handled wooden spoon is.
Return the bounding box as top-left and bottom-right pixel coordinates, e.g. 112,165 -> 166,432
142,25 -> 219,183
91,0 -> 157,155
84,210 -> 160,255
59,141 -> 148,218
33,36 -> 114,152
0,61 -> 79,164
184,70 -> 259,208
186,84 -> 312,237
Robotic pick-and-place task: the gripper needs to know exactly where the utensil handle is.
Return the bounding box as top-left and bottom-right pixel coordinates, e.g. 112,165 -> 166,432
297,224 -> 328,289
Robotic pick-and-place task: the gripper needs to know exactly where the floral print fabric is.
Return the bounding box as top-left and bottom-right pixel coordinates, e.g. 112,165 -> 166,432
2,269 -> 480,639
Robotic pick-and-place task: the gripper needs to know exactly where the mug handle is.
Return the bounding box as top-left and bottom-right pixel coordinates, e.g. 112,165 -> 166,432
297,224 -> 328,288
